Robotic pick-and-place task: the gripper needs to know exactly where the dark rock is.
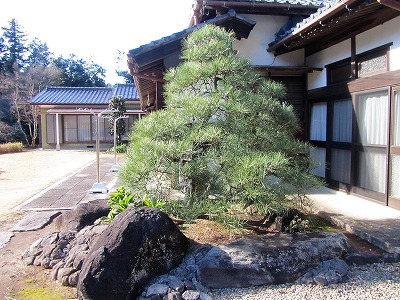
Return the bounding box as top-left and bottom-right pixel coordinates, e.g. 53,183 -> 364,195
197,232 -> 348,288
345,252 -> 383,265
298,258 -> 349,286
77,207 -> 189,300
55,199 -> 109,231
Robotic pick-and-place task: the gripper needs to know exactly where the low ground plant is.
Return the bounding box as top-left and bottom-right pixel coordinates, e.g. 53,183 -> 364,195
0,142 -> 24,154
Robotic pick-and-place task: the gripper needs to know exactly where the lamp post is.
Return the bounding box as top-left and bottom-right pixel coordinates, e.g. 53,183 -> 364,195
110,115 -> 128,172
88,108 -> 117,194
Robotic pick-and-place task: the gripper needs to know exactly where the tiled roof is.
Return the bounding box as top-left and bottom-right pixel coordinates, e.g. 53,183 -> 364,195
202,0 -> 328,5
113,83 -> 139,99
29,84 -> 138,105
129,10 -> 256,63
271,0 -> 340,45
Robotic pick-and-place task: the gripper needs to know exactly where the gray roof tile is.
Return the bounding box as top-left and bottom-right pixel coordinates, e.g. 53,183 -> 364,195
29,84 -> 138,105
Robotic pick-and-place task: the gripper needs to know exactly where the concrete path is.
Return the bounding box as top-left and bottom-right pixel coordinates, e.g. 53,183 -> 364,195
0,150 -> 121,249
309,187 -> 400,254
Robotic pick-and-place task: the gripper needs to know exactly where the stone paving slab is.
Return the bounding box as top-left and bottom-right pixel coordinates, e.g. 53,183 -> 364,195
19,156 -> 116,211
0,232 -> 14,249
309,187 -> 400,254
11,211 -> 61,232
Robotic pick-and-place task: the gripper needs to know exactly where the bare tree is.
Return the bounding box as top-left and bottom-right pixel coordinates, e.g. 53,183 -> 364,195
0,64 -> 61,146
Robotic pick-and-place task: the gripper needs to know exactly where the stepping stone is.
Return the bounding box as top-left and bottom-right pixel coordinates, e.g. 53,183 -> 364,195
0,232 -> 14,249
12,211 -> 61,232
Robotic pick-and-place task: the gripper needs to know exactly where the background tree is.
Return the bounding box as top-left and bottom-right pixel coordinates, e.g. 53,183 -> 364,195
52,54 -> 106,87
120,25 -> 320,221
1,19 -> 28,73
115,50 -> 133,83
0,64 -> 61,146
25,38 -> 53,67
108,96 -> 127,145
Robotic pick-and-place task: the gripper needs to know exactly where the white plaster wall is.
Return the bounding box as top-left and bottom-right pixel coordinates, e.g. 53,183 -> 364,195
306,39 -> 351,90
233,14 -> 304,66
356,16 -> 400,72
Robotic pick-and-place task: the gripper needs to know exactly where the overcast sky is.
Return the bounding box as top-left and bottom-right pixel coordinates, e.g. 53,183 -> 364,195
0,0 -> 194,84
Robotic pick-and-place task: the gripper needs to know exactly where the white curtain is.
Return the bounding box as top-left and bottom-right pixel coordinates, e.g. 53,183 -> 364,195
78,115 -> 91,141
63,115 -> 77,142
393,92 -> 400,146
358,151 -> 386,193
391,155 -> 400,198
331,149 -> 351,183
310,147 -> 326,177
332,99 -> 352,142
310,102 -> 327,141
357,91 -> 388,145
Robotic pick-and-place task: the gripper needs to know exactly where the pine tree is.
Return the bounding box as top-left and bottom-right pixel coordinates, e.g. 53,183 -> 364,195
120,25 -> 319,216
1,19 -> 28,73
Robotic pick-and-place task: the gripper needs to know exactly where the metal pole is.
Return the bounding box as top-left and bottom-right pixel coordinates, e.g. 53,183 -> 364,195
96,113 -> 100,183
111,115 -> 128,172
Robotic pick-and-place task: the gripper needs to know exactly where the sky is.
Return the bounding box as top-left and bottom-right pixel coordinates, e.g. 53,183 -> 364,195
0,0 -> 194,84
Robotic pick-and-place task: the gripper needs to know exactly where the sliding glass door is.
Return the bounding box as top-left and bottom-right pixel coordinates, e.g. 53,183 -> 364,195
389,90 -> 400,208
354,89 -> 389,202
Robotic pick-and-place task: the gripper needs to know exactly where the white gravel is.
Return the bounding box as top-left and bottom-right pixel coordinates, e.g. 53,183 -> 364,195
210,263 -> 400,300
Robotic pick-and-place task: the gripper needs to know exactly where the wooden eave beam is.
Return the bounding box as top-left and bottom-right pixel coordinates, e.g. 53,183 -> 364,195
267,0 -> 361,54
377,0 -> 400,11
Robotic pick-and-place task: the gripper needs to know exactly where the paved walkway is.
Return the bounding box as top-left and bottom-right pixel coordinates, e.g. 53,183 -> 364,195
308,187 -> 400,254
16,154 -> 118,211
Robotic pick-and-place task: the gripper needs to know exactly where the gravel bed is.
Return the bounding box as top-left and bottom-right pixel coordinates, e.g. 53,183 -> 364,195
209,263 -> 400,300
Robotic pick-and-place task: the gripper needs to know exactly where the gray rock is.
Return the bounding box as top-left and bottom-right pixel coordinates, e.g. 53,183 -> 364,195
168,276 -> 185,293
77,207 -> 189,300
147,284 -> 169,297
54,199 -> 109,231
164,291 -> 183,300
300,258 -> 349,286
12,211 -> 61,232
197,232 -> 348,288
182,290 -> 201,300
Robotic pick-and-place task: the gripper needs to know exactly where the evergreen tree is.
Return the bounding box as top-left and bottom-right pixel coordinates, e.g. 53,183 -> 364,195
26,38 -> 53,67
1,19 -> 28,73
120,25 -> 320,217
108,96 -> 127,145
52,54 -> 106,87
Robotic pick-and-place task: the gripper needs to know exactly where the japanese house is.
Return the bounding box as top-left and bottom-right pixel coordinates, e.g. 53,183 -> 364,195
127,0 -> 400,209
29,84 -> 145,150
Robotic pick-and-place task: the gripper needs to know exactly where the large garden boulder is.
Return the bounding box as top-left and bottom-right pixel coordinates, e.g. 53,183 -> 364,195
55,199 -> 109,231
197,232 -> 348,288
77,207 -> 189,300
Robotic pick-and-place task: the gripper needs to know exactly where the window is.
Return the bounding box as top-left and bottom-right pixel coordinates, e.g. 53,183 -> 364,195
63,114 -> 112,143
326,44 -> 391,85
356,90 -> 388,145
310,147 -> 326,177
46,114 -> 56,144
310,102 -> 327,141
327,60 -> 351,84
64,115 -> 78,142
332,99 -> 352,143
331,149 -> 351,183
358,49 -> 388,77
